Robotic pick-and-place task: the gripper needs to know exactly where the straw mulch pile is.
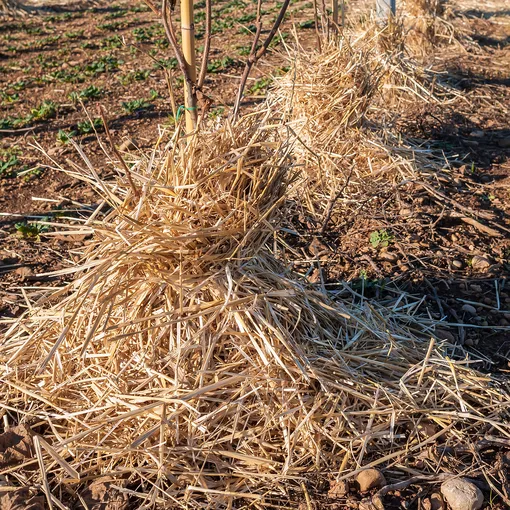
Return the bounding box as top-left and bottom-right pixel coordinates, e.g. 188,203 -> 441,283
1,27 -> 509,510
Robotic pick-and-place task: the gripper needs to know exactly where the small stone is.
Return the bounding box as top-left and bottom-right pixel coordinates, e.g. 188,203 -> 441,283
118,138 -> 137,151
356,469 -> 386,492
417,422 -> 437,437
435,329 -> 456,343
471,255 -> 491,270
430,492 -> 445,510
498,136 -> 510,148
464,338 -> 474,347
380,251 -> 399,263
451,234 -> 459,242
328,480 -> 349,498
461,304 -> 477,315
452,260 -> 464,269
359,495 -> 384,510
470,130 -> 485,138
440,478 -> 483,510
47,146 -> 60,156
15,266 -> 33,280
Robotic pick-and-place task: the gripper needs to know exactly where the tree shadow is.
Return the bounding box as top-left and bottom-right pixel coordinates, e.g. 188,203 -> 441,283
461,9 -> 510,20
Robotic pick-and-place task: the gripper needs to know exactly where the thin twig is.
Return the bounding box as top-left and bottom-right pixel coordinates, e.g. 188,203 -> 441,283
321,168 -> 353,234
197,0 -> 212,89
98,106 -> 139,198
232,0 -> 291,121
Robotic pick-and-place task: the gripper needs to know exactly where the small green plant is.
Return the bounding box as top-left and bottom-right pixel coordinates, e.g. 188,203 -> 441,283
212,19 -> 234,34
85,55 -> 122,74
369,230 -> 394,249
45,69 -> 85,84
77,118 -> 104,134
69,85 -> 103,103
64,30 -> 84,39
130,3 -> 149,12
24,25 -> 44,35
121,98 -> 153,113
30,100 -> 57,121
152,57 -> 178,70
19,166 -> 44,182
208,106 -> 225,120
100,35 -> 123,49
105,8 -> 127,19
15,222 -> 48,239
56,129 -> 76,144
11,79 -> 29,91
0,155 -> 20,177
46,12 -> 78,22
207,56 -> 236,73
248,76 -> 272,95
96,21 -> 127,31
236,45 -> 251,56
117,69 -> 151,85
270,32 -> 289,48
299,20 -> 315,28
132,27 -> 154,42
237,13 -> 257,23
0,90 -> 19,104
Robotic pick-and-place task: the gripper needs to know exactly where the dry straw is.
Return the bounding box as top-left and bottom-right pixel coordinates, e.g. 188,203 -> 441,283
1,24 -> 509,510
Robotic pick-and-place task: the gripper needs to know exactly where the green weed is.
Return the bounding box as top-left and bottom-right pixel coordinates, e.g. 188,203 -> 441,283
69,85 -> 103,103
369,229 -> 394,249
30,100 -> 57,121
0,155 -> 20,178
121,98 -> 153,113
11,80 -> 29,91
20,167 -> 44,182
65,30 -> 84,39
96,20 -> 128,31
105,8 -> 127,19
207,56 -> 236,73
100,35 -> 123,49
77,118 -> 104,134
85,55 -> 122,74
56,129 -> 76,144
236,45 -> 251,56
133,26 -> 154,42
0,90 -> 19,104
248,76 -> 272,95
130,3 -> 149,12
15,222 -> 48,239
152,57 -> 178,70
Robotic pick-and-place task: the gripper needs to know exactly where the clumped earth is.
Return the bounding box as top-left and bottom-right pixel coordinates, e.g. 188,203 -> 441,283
0,0 -> 509,508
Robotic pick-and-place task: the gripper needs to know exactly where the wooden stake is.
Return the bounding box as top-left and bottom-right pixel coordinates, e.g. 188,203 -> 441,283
180,0 -> 197,134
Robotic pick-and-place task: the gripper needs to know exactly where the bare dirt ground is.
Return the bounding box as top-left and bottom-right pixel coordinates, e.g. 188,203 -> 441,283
0,0 -> 509,508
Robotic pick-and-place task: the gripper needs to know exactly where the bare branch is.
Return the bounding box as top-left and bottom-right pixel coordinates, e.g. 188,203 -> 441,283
232,0 -> 291,121
141,0 -> 161,16
197,0 -> 212,89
